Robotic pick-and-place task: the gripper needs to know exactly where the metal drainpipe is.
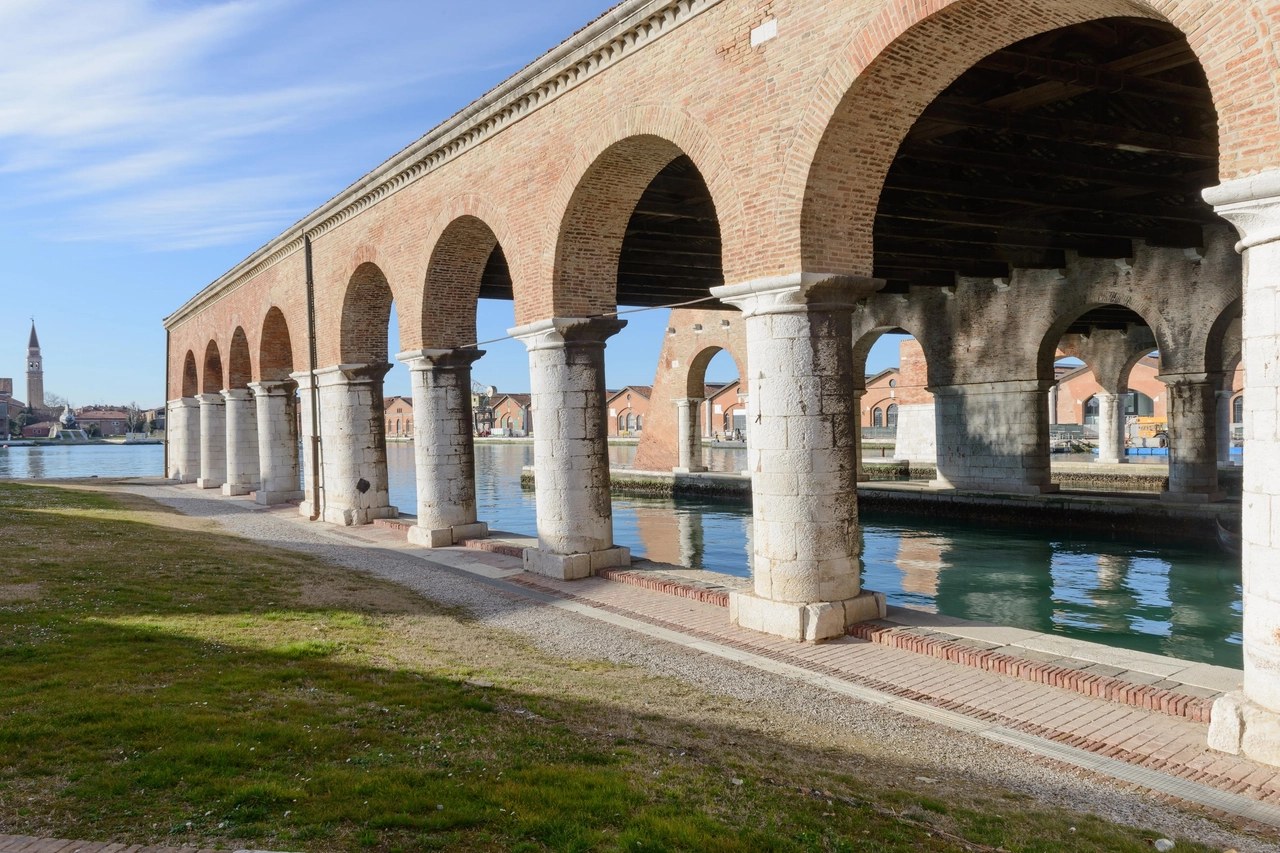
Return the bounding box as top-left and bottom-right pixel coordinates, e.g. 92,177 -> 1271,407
163,329 -> 170,478
305,234 -> 322,522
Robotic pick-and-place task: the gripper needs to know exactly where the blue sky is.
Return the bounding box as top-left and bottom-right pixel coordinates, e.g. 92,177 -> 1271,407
0,0 -> 901,406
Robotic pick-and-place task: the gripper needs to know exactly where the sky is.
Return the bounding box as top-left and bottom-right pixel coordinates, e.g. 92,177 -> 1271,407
0,0 -> 902,407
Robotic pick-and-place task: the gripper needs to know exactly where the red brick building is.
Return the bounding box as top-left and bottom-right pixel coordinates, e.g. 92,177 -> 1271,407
491,393 -> 532,435
606,386 -> 651,437
384,396 -> 414,439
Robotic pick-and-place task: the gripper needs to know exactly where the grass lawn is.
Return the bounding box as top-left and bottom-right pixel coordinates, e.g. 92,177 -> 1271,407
0,481 -> 1232,852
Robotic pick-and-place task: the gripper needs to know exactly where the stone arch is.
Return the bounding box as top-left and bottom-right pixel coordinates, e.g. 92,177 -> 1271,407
786,0 -> 1260,279
340,262 -> 394,365
181,350 -> 198,398
420,212 -> 509,349
201,340 -> 223,394
1037,301 -> 1169,385
227,327 -> 252,390
259,306 -> 295,382
539,106 -> 743,321
1204,296 -> 1243,376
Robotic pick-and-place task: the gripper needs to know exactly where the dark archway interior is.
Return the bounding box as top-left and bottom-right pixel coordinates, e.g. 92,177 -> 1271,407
477,155 -> 724,308
874,17 -> 1218,292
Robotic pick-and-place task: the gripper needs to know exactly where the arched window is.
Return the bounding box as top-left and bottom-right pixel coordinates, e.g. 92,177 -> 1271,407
626,413 -> 635,431
636,415 -> 643,431
886,404 -> 898,429
873,408 -> 883,428
407,420 -> 413,433
1234,396 -> 1244,424
1084,397 -> 1100,425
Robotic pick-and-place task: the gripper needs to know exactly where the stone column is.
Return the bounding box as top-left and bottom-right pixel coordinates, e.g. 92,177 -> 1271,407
1047,384 -> 1059,426
1217,388 -> 1234,465
893,403 -> 938,465
251,380 -> 303,505
711,275 -> 886,642
166,398 -> 201,483
220,389 -> 260,496
674,397 -> 706,473
1160,373 -> 1223,503
1204,171 -> 1280,766
852,389 -> 865,483
1095,392 -> 1127,465
510,317 -> 630,580
398,348 -> 489,548
931,380 -> 1057,494
196,392 -> 226,490
298,364 -> 398,526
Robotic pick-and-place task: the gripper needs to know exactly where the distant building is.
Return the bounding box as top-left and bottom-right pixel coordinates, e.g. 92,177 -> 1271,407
384,396 -> 414,439
606,386 -> 652,436
0,378 -> 22,429
75,406 -> 135,436
703,381 -> 746,438
491,393 -> 532,435
21,421 -> 58,438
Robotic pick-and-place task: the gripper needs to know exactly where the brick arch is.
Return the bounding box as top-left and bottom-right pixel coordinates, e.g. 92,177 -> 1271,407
259,307 -> 295,381
1204,297 -> 1243,375
685,345 -> 743,399
417,202 -> 515,349
181,350 -> 199,398
783,0 -> 1274,278
340,262 -> 394,365
227,327 -> 252,390
201,339 -> 224,394
536,105 -> 745,322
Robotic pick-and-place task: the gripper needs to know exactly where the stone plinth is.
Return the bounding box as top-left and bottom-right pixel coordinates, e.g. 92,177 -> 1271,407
399,348 -> 489,548
251,380 -> 303,505
931,380 -> 1058,495
221,389 -> 260,496
1161,374 -> 1224,503
196,393 -> 226,490
511,317 -> 625,576
893,402 -> 937,465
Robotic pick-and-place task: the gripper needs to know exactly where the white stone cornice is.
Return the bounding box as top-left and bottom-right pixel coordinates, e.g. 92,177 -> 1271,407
163,0 -> 724,331
1203,169 -> 1280,251
711,272 -> 883,317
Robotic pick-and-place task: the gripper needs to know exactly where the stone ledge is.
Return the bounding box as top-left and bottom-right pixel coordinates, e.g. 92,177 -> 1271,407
848,622 -> 1216,723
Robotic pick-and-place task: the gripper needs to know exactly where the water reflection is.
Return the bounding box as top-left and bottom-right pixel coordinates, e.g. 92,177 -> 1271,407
0,443 -> 163,479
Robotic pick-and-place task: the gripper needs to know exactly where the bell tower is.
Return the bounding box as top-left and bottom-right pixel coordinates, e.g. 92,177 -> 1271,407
26,320 -> 44,410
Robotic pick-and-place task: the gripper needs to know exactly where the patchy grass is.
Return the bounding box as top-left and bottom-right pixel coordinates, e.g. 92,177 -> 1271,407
0,482 -> 1230,852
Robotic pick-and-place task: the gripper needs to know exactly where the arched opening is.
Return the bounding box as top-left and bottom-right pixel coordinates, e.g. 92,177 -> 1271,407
873,408 -> 884,428
853,327 -> 936,470
181,350 -> 198,398
227,327 -> 252,390
1047,303 -> 1164,476
341,263 -> 394,366
259,307 -> 294,381
201,340 -> 223,394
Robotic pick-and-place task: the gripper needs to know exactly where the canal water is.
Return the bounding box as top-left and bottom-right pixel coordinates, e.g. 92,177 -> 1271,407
1,441 -> 1243,667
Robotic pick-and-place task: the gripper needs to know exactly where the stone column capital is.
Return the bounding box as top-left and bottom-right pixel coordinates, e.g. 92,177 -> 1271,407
1157,371 -> 1218,388
302,363 -> 393,387
674,397 -> 705,409
1204,170 -> 1280,251
249,379 -> 299,397
508,317 -> 626,352
196,392 -> 225,405
168,397 -> 201,409
711,273 -> 882,318
220,388 -> 254,402
396,347 -> 486,371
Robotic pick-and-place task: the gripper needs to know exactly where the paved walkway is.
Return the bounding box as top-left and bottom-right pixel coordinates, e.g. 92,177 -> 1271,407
320,517 -> 1280,822
0,835 -> 275,853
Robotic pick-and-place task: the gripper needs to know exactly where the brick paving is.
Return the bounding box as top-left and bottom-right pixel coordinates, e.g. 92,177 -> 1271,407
0,836 -> 253,853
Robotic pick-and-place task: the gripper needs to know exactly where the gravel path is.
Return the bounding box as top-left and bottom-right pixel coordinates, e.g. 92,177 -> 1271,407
127,484 -> 1275,852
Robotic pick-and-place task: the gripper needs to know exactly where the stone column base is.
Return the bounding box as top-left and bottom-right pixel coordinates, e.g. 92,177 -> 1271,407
320,505 -> 398,527
408,521 -> 489,549
1208,691 -> 1280,767
255,489 -> 305,506
523,546 -> 631,581
177,474 -> 197,485
1160,490 -> 1226,504
221,482 -> 260,497
729,590 -> 887,642
195,477 -> 224,490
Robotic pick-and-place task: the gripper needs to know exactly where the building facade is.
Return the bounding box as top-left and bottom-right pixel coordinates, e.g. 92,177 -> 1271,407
606,386 -> 651,436
25,322 -> 43,411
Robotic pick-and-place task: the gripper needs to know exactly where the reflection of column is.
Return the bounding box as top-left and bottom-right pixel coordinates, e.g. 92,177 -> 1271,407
1204,173 -> 1280,765
712,275 -> 885,642
303,364 -> 397,526
674,397 -> 706,473
166,397 -> 200,483
511,318 -> 630,579
677,509 -> 705,568
196,393 -> 226,490
1095,393 -> 1126,465
1217,389 -> 1233,465
399,348 -> 488,548
221,389 -> 260,496
932,380 -> 1057,494
251,380 -> 303,505
1160,374 -> 1223,502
